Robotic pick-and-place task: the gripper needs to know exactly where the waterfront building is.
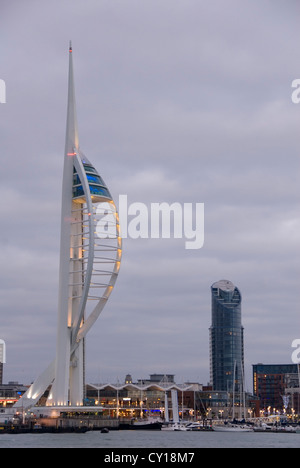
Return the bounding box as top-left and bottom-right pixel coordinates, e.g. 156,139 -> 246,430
85,375 -> 256,421
209,280 -> 244,394
8,372 -> 257,422
86,374 -> 200,420
125,374 -> 133,384
253,363 -> 299,414
15,43 -> 121,410
0,382 -> 28,408
137,374 -> 175,386
198,386 -> 259,420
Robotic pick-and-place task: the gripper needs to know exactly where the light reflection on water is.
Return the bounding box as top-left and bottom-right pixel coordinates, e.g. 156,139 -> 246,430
0,430 -> 299,448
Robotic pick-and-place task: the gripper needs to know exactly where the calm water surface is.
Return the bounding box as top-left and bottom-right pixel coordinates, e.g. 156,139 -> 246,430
0,430 -> 299,448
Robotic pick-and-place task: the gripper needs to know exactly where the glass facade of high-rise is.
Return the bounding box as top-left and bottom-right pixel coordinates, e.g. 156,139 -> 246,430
209,280 -> 244,393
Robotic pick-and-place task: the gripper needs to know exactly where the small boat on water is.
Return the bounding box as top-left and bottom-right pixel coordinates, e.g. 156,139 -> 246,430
119,420 -> 162,430
161,422 -> 190,432
186,422 -> 213,431
213,423 -> 253,432
253,423 -> 297,433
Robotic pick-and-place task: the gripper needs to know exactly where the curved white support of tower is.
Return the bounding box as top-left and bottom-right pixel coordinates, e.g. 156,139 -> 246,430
15,43 -> 121,409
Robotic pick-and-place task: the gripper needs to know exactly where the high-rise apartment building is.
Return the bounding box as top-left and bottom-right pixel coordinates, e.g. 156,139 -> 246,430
209,280 -> 244,393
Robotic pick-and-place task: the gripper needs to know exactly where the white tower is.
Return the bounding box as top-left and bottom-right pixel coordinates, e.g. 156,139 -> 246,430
15,43 -> 121,409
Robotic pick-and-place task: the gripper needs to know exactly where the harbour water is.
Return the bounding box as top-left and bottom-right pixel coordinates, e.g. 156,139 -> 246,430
0,429 -> 299,449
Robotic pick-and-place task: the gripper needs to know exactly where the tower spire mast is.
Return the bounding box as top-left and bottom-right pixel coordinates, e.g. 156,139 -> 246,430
51,41 -> 80,406
65,40 -> 79,154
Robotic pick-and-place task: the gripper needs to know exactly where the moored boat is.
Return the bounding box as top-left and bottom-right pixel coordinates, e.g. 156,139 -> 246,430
213,423 -> 253,432
119,420 -> 162,430
161,422 -> 190,431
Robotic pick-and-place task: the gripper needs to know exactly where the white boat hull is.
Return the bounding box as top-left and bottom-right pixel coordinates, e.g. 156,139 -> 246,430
213,425 -> 253,432
162,423 -> 190,431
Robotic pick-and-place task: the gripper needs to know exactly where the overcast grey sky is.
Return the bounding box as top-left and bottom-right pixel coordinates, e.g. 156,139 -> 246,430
0,0 -> 299,391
